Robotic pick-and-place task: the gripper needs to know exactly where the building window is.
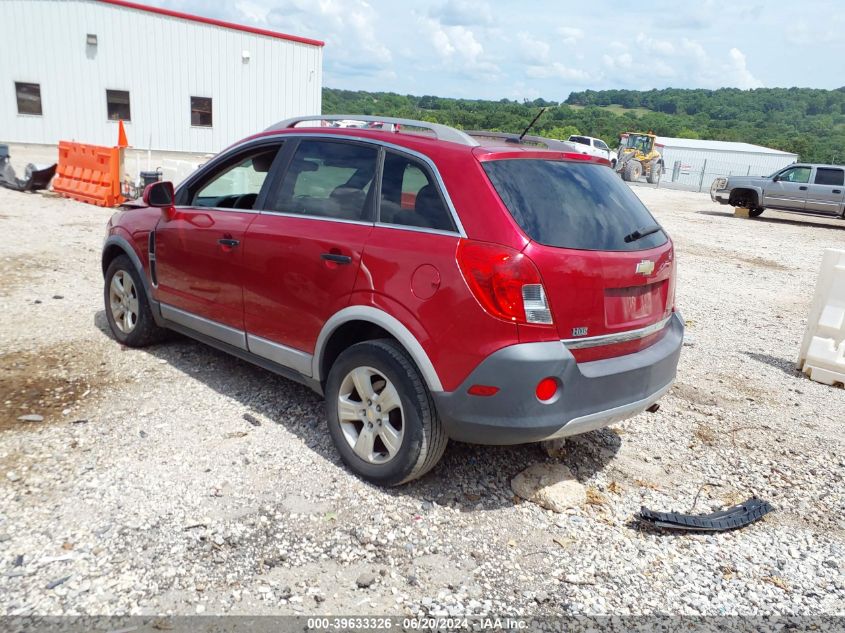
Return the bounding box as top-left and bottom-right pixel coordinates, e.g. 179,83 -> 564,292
106,90 -> 131,121
15,82 -> 42,115
191,97 -> 212,127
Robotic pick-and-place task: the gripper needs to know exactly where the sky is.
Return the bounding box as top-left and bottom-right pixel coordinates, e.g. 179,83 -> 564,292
150,0 -> 843,102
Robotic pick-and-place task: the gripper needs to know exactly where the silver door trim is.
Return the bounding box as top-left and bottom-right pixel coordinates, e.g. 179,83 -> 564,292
247,334 -> 313,377
160,303 -> 247,350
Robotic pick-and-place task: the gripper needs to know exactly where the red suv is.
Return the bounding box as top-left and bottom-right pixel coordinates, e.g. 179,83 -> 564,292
102,115 -> 683,485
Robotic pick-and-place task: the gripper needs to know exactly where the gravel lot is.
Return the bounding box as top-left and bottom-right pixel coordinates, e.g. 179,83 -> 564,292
0,183 -> 843,617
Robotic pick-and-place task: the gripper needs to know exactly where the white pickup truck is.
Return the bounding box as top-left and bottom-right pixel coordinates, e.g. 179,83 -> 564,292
567,135 -> 616,167
711,164 -> 845,218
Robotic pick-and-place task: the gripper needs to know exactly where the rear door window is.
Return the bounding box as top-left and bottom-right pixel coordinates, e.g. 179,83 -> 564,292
569,136 -> 590,146
814,168 -> 844,186
378,151 -> 456,232
482,159 -> 667,251
269,140 -> 378,221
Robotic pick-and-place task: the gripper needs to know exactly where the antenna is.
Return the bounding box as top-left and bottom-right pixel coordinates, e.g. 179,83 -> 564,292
518,108 -> 547,141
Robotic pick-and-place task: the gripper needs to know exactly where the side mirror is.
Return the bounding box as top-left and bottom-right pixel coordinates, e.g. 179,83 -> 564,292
143,181 -> 175,208
771,175 -> 779,182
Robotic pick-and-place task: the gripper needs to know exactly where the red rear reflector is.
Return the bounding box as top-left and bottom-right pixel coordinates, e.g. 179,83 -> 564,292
468,384 -> 500,397
535,377 -> 558,402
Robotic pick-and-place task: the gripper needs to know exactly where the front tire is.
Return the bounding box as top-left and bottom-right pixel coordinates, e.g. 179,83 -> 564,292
748,207 -> 764,217
623,160 -> 642,182
104,255 -> 165,347
325,339 -> 447,486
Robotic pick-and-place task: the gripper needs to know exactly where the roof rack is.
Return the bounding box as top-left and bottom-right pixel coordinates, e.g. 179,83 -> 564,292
466,130 -> 576,151
265,115 -> 479,147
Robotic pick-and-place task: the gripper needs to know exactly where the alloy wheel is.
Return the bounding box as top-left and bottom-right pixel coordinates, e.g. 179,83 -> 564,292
109,270 -> 139,334
337,366 -> 404,464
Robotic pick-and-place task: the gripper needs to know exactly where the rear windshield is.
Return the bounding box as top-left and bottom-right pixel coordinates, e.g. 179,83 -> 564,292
482,159 -> 667,251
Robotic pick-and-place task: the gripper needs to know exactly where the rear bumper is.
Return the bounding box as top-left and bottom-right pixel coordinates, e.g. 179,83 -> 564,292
433,312 -> 683,445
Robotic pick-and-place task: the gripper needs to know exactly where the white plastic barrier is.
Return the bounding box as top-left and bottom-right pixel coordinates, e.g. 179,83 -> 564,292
797,249 -> 845,386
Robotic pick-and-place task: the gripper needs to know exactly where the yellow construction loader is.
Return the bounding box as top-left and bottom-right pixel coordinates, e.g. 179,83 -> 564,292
615,132 -> 664,184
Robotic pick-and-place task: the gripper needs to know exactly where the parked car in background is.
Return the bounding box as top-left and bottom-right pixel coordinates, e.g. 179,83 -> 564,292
102,115 -> 683,486
711,163 -> 845,218
567,135 -> 616,166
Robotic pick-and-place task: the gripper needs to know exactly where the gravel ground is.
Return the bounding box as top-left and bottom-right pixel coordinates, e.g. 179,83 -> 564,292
0,184 -> 843,617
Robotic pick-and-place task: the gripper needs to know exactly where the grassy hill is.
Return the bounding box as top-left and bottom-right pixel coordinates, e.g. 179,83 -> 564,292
323,87 -> 845,164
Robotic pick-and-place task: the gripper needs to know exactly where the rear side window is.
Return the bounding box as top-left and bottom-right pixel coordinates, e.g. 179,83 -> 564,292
815,168 -> 844,186
482,159 -> 667,251
270,140 -> 378,221
379,152 -> 456,232
569,136 -> 590,146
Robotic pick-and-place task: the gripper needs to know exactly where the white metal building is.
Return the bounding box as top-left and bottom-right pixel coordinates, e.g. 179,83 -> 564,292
0,0 -> 324,153
656,136 -> 799,190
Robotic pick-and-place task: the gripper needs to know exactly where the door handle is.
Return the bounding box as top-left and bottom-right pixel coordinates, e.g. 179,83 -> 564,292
799,186 -> 808,190
321,253 -> 352,265
833,189 -> 842,194
218,238 -> 240,247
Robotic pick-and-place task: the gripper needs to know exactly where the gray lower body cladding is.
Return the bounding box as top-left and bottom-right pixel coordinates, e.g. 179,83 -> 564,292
433,312 -> 684,445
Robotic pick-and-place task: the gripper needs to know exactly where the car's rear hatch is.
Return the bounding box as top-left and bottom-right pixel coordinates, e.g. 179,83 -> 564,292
481,155 -> 675,361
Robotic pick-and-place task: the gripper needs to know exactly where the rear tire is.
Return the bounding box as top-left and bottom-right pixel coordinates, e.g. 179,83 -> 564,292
104,255 -> 165,347
325,339 -> 447,486
647,161 -> 662,184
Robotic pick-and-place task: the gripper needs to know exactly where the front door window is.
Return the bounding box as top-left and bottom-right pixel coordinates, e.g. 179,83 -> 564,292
778,166 -> 811,184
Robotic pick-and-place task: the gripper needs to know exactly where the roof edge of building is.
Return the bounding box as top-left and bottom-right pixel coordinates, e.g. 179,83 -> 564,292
96,0 -> 325,47
655,137 -> 796,157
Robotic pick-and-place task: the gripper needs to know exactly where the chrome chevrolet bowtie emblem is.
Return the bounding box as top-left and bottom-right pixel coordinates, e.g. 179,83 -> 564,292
636,259 -> 655,276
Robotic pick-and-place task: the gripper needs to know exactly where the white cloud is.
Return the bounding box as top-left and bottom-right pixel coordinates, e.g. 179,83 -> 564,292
597,34 -> 762,90
516,32 -> 550,64
602,52 -> 633,71
234,0 -> 269,23
680,38 -> 707,65
635,32 -> 675,56
421,17 -> 499,75
429,0 -> 494,26
727,47 -> 763,89
556,26 -> 583,46
267,0 -> 392,70
526,62 -> 592,83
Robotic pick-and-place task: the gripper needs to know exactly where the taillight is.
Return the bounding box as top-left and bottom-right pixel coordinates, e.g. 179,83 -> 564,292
667,246 -> 677,312
456,240 -> 553,325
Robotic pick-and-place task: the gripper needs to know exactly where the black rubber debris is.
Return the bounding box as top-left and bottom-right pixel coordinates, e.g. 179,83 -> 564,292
639,497 -> 773,532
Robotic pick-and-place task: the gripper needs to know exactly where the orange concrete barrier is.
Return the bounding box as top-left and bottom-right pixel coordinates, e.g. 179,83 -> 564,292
53,141 -> 125,207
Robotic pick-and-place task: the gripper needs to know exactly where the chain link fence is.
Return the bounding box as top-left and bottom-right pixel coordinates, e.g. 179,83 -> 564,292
647,157 -> 775,192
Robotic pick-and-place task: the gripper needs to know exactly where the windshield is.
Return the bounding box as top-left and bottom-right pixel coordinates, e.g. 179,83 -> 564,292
625,135 -> 652,151
482,159 -> 667,251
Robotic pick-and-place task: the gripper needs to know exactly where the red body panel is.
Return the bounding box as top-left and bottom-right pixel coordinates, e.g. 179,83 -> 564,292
354,227 -> 518,391
242,216 -> 371,352
154,208 -> 257,330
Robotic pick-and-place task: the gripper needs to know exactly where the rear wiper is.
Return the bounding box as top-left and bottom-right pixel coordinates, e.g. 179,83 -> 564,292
624,224 -> 663,243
